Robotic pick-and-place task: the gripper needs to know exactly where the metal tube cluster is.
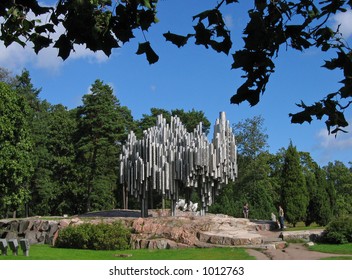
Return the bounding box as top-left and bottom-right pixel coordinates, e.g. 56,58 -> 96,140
119,112 -> 237,217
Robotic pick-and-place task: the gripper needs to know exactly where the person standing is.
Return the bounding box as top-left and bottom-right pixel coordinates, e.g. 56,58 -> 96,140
278,205 -> 285,230
243,203 -> 249,219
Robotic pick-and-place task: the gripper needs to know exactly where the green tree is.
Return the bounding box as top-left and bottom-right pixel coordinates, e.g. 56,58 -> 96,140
171,108 -> 211,135
324,161 -> 352,216
137,108 -> 211,138
301,152 -> 333,226
0,82 -> 33,218
75,80 -> 132,213
1,1 -> 351,134
30,104 -> 78,216
281,142 -> 309,226
136,108 -> 171,138
233,115 -> 269,160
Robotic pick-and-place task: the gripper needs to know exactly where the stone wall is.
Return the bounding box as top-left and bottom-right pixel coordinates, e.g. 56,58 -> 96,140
0,218 -> 83,245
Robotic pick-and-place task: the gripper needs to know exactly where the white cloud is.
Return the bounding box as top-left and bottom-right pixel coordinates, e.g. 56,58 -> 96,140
315,122 -> 352,164
332,9 -> 352,39
224,15 -> 234,29
150,85 -> 157,92
317,128 -> 352,150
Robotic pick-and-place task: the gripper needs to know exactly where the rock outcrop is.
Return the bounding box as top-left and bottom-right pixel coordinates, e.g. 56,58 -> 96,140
0,217 -> 82,245
1,213 -> 293,249
128,214 -> 277,249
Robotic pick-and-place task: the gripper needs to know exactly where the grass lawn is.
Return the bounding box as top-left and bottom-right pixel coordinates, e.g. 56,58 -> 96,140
309,243 -> 352,260
285,222 -> 324,231
0,245 -> 255,260
309,243 -> 352,254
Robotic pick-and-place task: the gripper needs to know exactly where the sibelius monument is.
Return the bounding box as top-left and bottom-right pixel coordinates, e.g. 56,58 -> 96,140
119,112 -> 237,217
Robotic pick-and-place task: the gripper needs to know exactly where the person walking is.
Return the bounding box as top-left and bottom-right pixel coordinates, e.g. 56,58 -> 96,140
278,205 -> 285,230
243,203 -> 249,219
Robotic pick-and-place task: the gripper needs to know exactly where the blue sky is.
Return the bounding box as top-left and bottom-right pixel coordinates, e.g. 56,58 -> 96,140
1,1 -> 351,167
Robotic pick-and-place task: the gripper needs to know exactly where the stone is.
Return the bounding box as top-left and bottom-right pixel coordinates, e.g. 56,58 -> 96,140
25,230 -> 38,245
59,219 -> 70,228
18,220 -> 30,234
0,239 -> 8,255
36,232 -> 47,243
40,221 -> 50,231
33,220 -> 42,230
8,239 -> 19,256
20,239 -> 30,256
52,230 -> 59,246
49,222 -> 59,235
70,217 -> 81,224
274,241 -> 287,250
4,231 -> 18,240
9,221 -> 19,232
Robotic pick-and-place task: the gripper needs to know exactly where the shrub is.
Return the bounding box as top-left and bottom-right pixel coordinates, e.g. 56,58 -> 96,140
321,216 -> 352,244
56,221 -> 131,250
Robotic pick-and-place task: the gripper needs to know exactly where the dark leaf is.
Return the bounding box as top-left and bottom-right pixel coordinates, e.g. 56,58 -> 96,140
230,84 -> 260,106
101,34 -> 119,57
289,111 -> 313,124
163,32 -> 191,48
330,127 -> 348,134
53,34 -> 72,60
139,9 -> 156,31
207,10 -> 224,27
255,0 -> 267,12
193,10 -> 213,22
209,36 -> 232,55
35,23 -> 55,34
322,59 -> 338,70
31,34 -> 52,54
136,41 -> 159,64
16,0 -> 52,16
194,22 -> 213,48
339,78 -> 352,98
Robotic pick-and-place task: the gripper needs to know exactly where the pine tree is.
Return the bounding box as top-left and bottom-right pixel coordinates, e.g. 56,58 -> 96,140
75,80 -> 132,213
281,142 -> 309,227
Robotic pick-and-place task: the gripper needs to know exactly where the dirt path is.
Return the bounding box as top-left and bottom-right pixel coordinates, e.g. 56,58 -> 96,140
245,229 -> 352,260
246,243 -> 351,260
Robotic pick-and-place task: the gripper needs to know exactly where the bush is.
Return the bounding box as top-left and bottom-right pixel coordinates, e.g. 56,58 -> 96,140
55,221 -> 131,250
321,216 -> 352,244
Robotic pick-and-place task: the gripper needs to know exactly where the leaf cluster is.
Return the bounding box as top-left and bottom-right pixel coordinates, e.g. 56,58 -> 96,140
163,0 -> 352,135
1,1 -> 352,134
0,0 -> 159,62
321,216 -> 352,244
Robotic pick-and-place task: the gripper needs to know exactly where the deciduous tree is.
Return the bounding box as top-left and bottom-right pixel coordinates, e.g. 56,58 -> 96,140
0,82 -> 33,218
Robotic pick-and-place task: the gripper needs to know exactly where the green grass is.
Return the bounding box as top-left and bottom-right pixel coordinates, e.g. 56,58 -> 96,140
285,222 -> 324,231
310,243 -> 352,260
0,245 -> 255,260
309,243 -> 352,255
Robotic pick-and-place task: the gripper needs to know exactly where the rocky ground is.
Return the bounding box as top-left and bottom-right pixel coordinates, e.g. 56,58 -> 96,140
80,210 -> 352,260
2,209 -> 351,259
